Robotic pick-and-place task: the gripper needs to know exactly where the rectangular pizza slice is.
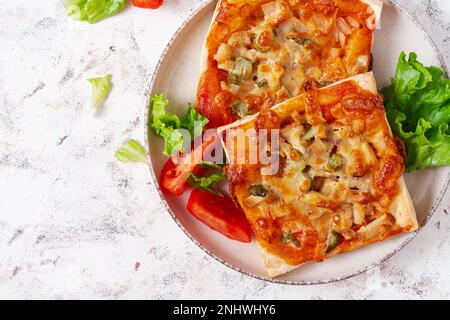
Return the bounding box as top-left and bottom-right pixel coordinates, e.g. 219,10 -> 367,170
217,72 -> 418,277
197,0 -> 383,127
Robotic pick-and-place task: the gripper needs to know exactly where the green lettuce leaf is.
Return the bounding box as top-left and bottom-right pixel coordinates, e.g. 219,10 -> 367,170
115,139 -> 147,163
64,0 -> 127,24
189,161 -> 226,195
159,126 -> 184,157
87,74 -> 112,109
150,95 -> 180,135
150,94 -> 209,156
188,172 -> 226,196
381,52 -> 450,172
200,161 -> 225,170
180,104 -> 209,140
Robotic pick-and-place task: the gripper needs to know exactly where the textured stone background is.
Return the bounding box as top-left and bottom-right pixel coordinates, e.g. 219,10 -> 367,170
0,0 -> 449,299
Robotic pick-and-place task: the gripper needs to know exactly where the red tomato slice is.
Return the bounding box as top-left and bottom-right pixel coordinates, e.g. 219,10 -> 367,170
197,66 -> 236,128
159,133 -> 219,196
187,189 -> 252,243
132,0 -> 164,9
159,157 -> 199,196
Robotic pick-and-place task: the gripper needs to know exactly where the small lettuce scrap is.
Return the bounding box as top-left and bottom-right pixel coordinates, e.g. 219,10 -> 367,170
189,161 -> 226,195
64,0 -> 127,24
188,172 -> 226,196
200,160 -> 225,170
115,139 -> 147,163
150,94 -> 209,156
381,52 -> 450,172
87,74 -> 112,109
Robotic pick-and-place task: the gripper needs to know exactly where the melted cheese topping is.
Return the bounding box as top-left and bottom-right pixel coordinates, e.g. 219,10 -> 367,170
198,0 -> 377,127
222,80 -> 410,266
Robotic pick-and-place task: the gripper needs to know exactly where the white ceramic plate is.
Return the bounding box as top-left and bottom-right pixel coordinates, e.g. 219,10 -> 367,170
145,0 -> 450,284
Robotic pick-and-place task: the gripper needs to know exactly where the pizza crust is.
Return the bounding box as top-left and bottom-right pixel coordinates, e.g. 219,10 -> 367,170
361,0 -> 384,29
389,178 -> 419,230
218,72 -> 418,278
199,0 -> 222,75
257,242 -> 300,278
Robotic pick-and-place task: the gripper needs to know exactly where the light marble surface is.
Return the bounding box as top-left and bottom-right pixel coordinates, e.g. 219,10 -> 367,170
0,0 -> 449,300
